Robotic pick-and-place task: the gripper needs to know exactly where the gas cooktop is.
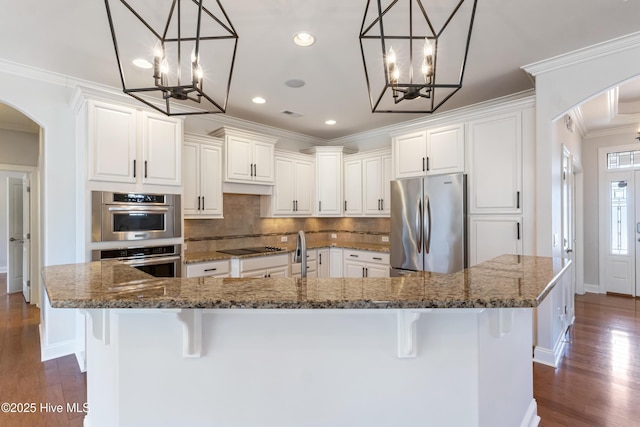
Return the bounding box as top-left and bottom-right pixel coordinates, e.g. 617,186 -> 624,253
217,246 -> 285,256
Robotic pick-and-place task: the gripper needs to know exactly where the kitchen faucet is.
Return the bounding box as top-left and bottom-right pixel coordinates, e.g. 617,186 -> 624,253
294,230 -> 307,278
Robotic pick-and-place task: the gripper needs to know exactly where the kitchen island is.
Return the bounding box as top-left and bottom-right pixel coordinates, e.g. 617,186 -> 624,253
42,255 -> 570,427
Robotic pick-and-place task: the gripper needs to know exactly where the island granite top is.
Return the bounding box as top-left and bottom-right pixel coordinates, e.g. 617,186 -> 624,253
42,255 -> 571,310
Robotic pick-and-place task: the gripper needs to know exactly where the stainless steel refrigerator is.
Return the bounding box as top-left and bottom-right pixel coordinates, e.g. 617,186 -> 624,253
390,173 -> 467,276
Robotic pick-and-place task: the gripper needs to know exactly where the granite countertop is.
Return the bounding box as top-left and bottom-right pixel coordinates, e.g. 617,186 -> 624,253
184,241 -> 390,264
42,255 -> 570,310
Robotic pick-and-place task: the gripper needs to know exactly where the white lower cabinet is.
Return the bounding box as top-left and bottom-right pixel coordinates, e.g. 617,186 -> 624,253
291,249 -> 318,278
239,254 -> 289,278
185,260 -> 230,278
343,250 -> 390,278
329,248 -> 344,277
469,216 -> 523,266
317,249 -> 330,278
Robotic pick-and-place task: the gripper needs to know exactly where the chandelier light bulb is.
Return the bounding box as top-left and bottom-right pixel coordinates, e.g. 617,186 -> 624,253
154,43 -> 165,59
422,60 -> 431,77
423,38 -> 434,57
191,47 -> 200,64
386,47 -> 396,65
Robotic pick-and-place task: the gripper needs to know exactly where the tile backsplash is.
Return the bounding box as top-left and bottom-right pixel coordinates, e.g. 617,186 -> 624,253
184,194 -> 390,253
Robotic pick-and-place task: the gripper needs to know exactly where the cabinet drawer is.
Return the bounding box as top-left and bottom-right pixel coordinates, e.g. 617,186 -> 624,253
343,250 -> 389,264
291,260 -> 318,275
240,254 -> 289,272
289,249 -> 317,263
186,260 -> 230,278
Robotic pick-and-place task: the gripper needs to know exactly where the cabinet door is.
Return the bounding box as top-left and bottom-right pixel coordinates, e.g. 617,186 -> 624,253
468,113 -> 522,214
253,140 -> 275,183
141,112 -> 182,186
426,124 -> 464,175
240,268 -> 268,278
381,154 -> 392,215
88,101 -> 137,183
316,152 -> 342,216
366,264 -> 389,277
273,157 -> 295,215
294,159 -> 314,215
200,144 -> 223,216
226,135 -> 253,182
344,260 -> 366,278
363,157 -> 383,215
317,249 -> 330,278
393,131 -> 427,179
469,216 -> 523,266
330,248 -> 344,277
267,266 -> 288,277
344,159 -> 363,216
182,142 -> 200,216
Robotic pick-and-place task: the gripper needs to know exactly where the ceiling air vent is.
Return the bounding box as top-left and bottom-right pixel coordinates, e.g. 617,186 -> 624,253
281,110 -> 303,118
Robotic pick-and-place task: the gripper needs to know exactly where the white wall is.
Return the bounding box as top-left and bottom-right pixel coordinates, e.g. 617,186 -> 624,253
0,171 -> 27,272
0,128 -> 38,166
0,64 -> 80,360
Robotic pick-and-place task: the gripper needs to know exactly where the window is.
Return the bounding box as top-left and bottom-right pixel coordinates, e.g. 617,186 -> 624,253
610,180 -> 628,255
607,150 -> 640,169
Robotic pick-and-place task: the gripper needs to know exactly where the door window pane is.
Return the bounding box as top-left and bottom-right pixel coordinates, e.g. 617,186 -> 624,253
611,181 -> 628,255
607,151 -> 640,169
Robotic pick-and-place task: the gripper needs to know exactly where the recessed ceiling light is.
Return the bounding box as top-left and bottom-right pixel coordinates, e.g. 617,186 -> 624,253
252,97 -> 266,104
325,120 -> 336,126
133,58 -> 153,69
293,32 -> 315,47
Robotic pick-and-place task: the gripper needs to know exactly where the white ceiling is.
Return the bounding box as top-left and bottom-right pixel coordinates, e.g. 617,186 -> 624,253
1,0 -> 640,139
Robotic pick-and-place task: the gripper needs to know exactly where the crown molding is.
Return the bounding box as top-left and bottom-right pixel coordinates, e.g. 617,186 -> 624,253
583,123 -> 638,140
522,31 -> 640,77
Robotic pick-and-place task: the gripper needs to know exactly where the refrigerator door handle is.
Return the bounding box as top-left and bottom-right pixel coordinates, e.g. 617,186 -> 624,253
424,195 -> 431,253
417,198 -> 423,253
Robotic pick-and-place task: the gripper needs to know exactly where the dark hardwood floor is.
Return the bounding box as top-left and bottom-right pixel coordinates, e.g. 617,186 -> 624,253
0,274 -> 86,427
0,273 -> 639,426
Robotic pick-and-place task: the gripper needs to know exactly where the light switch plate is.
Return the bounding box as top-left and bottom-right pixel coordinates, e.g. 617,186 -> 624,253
280,236 -> 288,242
331,233 -> 337,239
381,236 -> 389,243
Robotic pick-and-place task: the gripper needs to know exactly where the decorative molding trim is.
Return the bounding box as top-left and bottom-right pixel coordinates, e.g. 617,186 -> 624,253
39,324 -> 78,362
175,309 -> 203,358
533,327 -> 568,368
583,123 -> 638,140
397,309 -> 432,358
522,31 -> 640,77
489,308 -> 515,337
80,309 -> 111,345
520,399 -> 541,427
571,107 -> 588,138
583,283 -> 603,294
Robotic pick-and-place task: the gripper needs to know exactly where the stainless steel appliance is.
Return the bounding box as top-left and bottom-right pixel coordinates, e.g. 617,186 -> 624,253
390,173 -> 467,276
92,244 -> 182,277
92,191 -> 181,242
293,230 -> 307,278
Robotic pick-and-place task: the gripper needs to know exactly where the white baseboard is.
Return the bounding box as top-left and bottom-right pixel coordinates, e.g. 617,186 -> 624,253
533,327 -> 568,368
520,399 -> 541,427
583,283 -> 602,294
39,323 -> 78,361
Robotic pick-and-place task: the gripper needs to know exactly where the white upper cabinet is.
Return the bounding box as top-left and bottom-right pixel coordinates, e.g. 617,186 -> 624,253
426,124 -> 465,176
87,101 -> 137,184
467,111 -> 522,214
141,112 -> 182,186
469,216 -> 523,266
344,149 -> 391,217
211,127 -> 277,185
86,100 -> 182,187
343,158 -> 363,215
363,152 -> 392,216
261,151 -> 314,217
301,147 -> 354,217
183,134 -> 223,219
392,124 -> 464,179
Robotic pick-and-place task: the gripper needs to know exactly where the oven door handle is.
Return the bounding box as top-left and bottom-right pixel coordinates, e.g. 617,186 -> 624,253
122,255 -> 181,267
107,206 -> 170,212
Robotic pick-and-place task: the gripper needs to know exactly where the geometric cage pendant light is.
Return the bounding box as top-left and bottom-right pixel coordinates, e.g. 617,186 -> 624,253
359,0 -> 477,113
104,0 -> 238,116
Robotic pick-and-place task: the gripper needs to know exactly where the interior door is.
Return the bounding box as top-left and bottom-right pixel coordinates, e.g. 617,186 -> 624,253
603,171 -> 634,295
7,177 -> 23,294
22,176 -> 31,302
